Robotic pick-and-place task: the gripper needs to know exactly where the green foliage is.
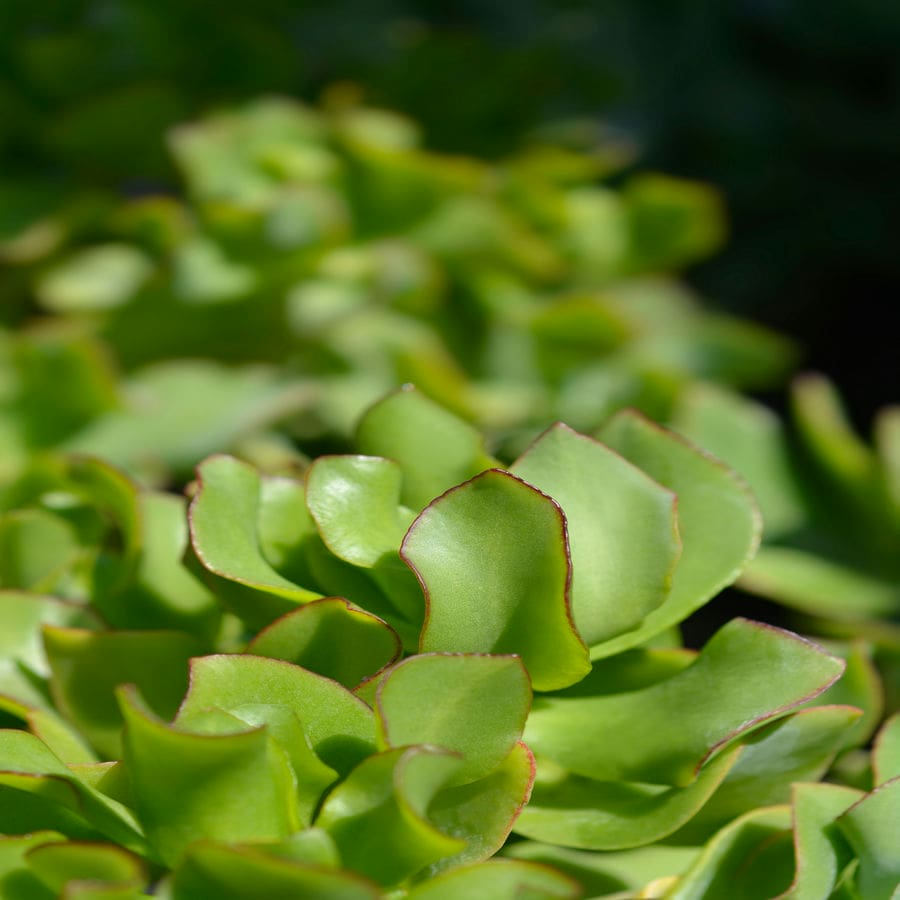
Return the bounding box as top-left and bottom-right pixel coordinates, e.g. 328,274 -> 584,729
0,388 -> 897,897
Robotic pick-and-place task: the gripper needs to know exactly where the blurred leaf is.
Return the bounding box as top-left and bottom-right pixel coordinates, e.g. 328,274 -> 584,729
404,859 -> 580,899
873,713 -> 900,785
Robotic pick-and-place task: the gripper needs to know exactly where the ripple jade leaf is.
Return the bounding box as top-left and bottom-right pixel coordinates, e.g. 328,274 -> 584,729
514,744 -> 740,850
95,491 -> 219,639
355,386 -> 497,510
304,455 -> 425,629
0,592 -> 92,713
27,707 -> 98,765
873,713 -> 900,785
401,469 -> 590,691
118,685 -> 299,867
671,706 -> 863,843
667,806 -> 794,900
42,626 -> 203,759
173,654 -> 377,774
26,841 -> 146,894
510,422 -> 680,646
0,731 -> 146,854
836,777 -> 900,899
403,859 -> 580,899
166,841 -> 381,900
594,410 -> 761,657
375,653 -> 530,785
0,509 -> 81,593
315,745 -> 466,887
248,598 -> 401,689
305,455 -> 415,567
781,782 -> 862,900
426,741 -> 536,875
189,455 -> 321,628
524,618 -> 844,785
503,841 -> 700,897
0,831 -> 66,900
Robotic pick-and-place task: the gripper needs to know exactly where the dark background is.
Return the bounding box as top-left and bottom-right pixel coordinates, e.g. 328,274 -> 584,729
2,0 -> 897,426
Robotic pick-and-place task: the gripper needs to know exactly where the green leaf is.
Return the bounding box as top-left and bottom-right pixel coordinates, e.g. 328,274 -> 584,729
118,685 -> 300,867
0,592 -> 92,713
306,455 -> 415,567
26,841 -> 146,894
0,831 -> 65,900
248,598 -> 401,689
503,841 -> 700,897
524,618 -> 844,785
167,841 -> 381,900
174,654 -> 377,775
376,653 -> 531,786
427,741 -> 536,874
667,806 -> 794,900
189,455 -> 320,628
592,411 -> 762,656
739,547 -> 900,620
403,859 -> 580,899
315,745 -> 465,887
43,626 -> 203,759
837,777 -> 900,900
0,510 -> 81,593
670,706 -> 863,843
356,386 -> 496,510
510,422 -> 680,645
514,745 -> 740,850
873,713 -> 900,785
672,384 -> 806,540
0,731 -> 146,854
780,782 -> 862,900
35,244 -> 153,312
27,708 -> 98,765
402,469 -> 590,691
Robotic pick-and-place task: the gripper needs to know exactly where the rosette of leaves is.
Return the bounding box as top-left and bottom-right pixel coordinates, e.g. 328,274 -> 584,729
2,97 -> 795,485
1,388 -> 896,898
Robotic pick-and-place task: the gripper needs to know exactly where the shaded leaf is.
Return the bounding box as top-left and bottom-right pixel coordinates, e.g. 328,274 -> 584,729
404,859 -> 580,899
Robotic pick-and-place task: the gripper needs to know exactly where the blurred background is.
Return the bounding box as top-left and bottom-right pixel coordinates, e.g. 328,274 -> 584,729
1,0 -> 898,425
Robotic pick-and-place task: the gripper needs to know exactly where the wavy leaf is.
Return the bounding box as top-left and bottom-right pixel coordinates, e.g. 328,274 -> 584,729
402,469 -> 590,691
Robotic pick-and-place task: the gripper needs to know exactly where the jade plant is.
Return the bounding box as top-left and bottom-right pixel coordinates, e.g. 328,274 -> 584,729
1,386 -> 897,898
1,97 -> 795,486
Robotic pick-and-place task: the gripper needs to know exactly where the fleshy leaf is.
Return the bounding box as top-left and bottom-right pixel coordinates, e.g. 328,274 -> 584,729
524,618 -> 844,785
873,713 -> 900,785
248,598 -> 401,689
779,782 -> 862,900
594,410 -> 761,656
118,685 -> 300,867
404,859 -> 580,899
315,745 -> 465,887
375,653 -> 531,785
0,509 -> 81,593
0,731 -> 146,854
26,841 -> 146,894
514,745 -> 740,850
402,469 -> 590,691
189,455 -> 321,628
0,831 -> 66,900
43,626 -> 203,759
167,841 -> 381,899
836,777 -> 900,900
671,706 -> 862,843
667,806 -> 794,900
174,654 -> 377,774
356,386 -> 496,510
510,423 -> 680,646
426,741 -> 536,874
503,841 -> 700,897
305,455 -> 414,567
